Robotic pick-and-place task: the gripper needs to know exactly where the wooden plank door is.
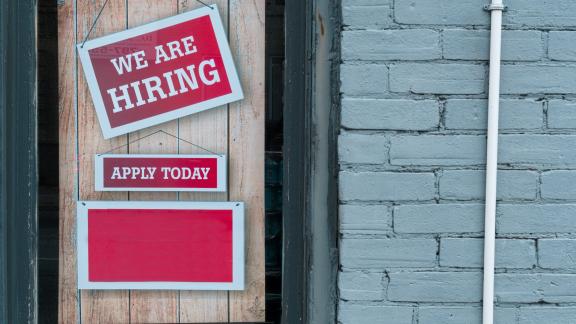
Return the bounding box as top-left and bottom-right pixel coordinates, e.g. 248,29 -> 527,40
58,1 -> 265,323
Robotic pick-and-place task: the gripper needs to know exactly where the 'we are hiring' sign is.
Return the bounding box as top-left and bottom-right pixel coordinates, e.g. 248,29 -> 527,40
78,5 -> 242,138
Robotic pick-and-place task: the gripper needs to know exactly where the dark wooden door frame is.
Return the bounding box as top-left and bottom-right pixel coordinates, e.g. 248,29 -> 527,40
0,0 -> 38,323
283,1 -> 340,323
282,1 -> 311,321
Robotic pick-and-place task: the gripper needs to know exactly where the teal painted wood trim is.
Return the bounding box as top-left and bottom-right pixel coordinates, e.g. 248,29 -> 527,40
0,0 -> 38,323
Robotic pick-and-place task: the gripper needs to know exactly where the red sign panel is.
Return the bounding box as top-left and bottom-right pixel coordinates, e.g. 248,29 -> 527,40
95,154 -> 226,192
77,201 -> 244,290
77,5 -> 243,138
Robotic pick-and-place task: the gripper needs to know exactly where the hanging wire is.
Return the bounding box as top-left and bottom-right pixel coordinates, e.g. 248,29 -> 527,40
97,129 -> 224,156
80,0 -> 110,48
195,0 -> 214,9
79,0 -> 213,48
76,0 -> 221,157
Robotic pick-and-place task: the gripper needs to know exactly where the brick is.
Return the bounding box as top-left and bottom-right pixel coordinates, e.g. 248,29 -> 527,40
440,238 -> 536,268
443,30 -> 543,61
444,99 -> 542,130
338,133 -> 387,164
498,204 -> 576,234
495,273 -> 576,303
548,100 -> 576,129
343,6 -> 391,29
340,238 -> 437,268
343,29 -> 440,61
539,239 -> 576,269
338,304 -> 414,324
394,0 -> 489,25
499,135 -> 576,166
341,64 -> 388,96
339,271 -> 385,300
440,170 -> 538,200
518,307 -> 576,324
342,98 -> 439,130
340,171 -> 436,201
394,204 -> 484,234
541,171 -> 576,199
418,307 -> 517,324
340,204 -> 392,233
549,32 -> 576,61
390,63 -> 485,94
505,0 -> 576,27
388,272 -> 482,302
395,0 -> 576,27
501,65 -> 576,94
390,135 -> 485,166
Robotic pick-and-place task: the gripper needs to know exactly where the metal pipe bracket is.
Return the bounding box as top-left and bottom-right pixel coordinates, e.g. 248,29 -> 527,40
484,4 -> 508,11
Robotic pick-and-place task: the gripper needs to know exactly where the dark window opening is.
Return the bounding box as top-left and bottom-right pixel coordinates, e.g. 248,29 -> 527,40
265,0 -> 285,323
38,0 -> 59,323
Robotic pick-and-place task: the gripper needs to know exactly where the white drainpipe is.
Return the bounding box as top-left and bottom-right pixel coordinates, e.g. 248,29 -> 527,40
483,1 -> 505,324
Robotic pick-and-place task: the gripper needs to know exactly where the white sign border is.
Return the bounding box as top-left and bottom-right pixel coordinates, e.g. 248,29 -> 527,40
94,154 -> 227,192
77,5 -> 243,139
77,200 -> 244,290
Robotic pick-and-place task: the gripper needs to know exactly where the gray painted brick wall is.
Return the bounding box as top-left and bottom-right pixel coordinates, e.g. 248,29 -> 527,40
338,0 -> 576,323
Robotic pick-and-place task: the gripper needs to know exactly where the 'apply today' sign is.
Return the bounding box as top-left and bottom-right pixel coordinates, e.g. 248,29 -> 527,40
95,154 -> 226,192
77,5 -> 243,138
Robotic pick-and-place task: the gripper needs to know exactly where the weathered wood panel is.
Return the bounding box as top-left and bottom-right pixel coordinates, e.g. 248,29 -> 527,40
126,1 -> 180,322
178,0 -> 230,321
229,1 -> 266,321
76,0 -> 131,323
59,0 -> 265,322
57,0 -> 77,322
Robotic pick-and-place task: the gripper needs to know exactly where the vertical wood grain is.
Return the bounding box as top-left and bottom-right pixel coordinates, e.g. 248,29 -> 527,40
229,0 -> 266,321
60,0 -> 266,322
76,0 -> 131,323
125,1 -> 180,323
57,1 -> 77,322
177,0 -> 230,322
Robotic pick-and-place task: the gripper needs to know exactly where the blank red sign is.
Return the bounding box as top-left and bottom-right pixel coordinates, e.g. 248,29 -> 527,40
95,154 -> 226,192
77,201 -> 244,290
